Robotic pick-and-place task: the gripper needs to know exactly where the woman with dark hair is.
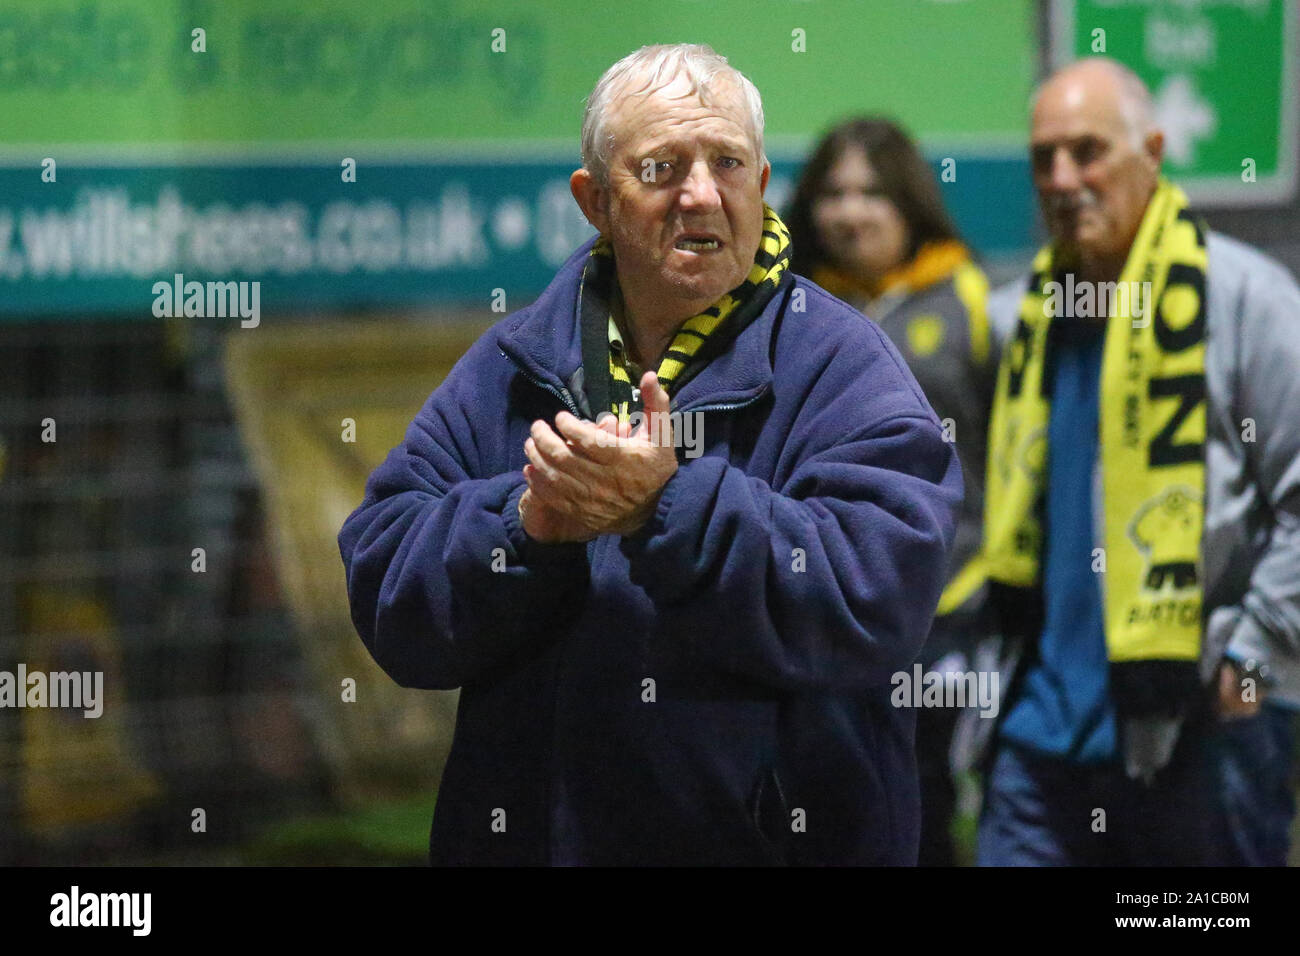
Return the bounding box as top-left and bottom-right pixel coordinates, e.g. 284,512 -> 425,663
787,117 -> 997,867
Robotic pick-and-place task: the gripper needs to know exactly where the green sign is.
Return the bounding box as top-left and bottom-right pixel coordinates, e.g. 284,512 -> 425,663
0,0 -> 1042,317
0,0 -> 1034,158
1053,0 -> 1297,204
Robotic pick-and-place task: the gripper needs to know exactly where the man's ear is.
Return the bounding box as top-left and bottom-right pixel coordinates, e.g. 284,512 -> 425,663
570,168 -> 609,234
759,162 -> 771,196
1143,129 -> 1165,172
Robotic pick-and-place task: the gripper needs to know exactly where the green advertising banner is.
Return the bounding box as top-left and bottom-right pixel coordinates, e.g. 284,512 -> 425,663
1,0 -> 1035,156
1052,0 -> 1297,204
0,0 -> 1042,317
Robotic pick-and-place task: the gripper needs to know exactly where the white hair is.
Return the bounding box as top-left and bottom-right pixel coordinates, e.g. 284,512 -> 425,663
580,44 -> 767,185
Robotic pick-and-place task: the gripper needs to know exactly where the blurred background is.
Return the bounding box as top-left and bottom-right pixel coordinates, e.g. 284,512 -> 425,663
0,0 -> 1295,864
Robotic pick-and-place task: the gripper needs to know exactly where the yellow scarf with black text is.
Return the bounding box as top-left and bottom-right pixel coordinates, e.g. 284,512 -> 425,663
983,179 -> 1207,667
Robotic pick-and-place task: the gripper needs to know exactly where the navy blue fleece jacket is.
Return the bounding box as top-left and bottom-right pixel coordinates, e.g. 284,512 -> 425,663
338,236 -> 962,865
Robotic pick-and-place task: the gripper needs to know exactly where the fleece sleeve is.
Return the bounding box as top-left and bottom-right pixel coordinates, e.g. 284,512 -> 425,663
1219,260 -> 1300,707
337,347 -> 589,691
619,360 -> 962,693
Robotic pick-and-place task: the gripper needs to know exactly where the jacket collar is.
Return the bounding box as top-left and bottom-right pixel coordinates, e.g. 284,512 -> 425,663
497,235 -> 783,414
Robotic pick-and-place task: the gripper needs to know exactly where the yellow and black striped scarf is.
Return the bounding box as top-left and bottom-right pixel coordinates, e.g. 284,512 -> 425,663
579,204 -> 791,421
983,179 -> 1209,716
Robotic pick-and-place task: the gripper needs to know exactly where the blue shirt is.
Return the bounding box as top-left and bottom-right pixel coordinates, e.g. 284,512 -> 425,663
999,319 -> 1117,763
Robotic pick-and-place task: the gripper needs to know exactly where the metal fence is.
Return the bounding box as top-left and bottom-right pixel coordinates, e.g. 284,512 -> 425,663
0,318 -> 329,864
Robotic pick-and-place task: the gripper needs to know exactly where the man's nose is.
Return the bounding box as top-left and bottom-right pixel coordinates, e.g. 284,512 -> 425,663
1047,147 -> 1082,192
679,161 -> 722,211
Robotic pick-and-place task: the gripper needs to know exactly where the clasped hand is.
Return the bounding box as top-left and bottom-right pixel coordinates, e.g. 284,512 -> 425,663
519,370 -> 679,542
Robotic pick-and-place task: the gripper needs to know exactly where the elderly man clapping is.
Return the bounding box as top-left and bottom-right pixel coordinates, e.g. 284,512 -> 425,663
339,43 -> 960,866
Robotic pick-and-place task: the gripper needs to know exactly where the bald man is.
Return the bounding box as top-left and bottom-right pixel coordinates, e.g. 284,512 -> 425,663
975,58 -> 1300,866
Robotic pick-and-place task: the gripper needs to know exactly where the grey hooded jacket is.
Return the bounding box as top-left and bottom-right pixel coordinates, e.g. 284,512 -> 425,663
970,230 -> 1300,779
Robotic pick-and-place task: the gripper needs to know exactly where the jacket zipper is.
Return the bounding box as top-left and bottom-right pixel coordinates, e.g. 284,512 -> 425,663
511,360 -> 584,418
677,385 -> 771,418
512,359 -> 766,862
503,358 -> 573,863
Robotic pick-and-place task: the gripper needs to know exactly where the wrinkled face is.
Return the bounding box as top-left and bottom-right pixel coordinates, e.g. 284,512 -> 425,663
595,73 -> 769,307
1030,75 -> 1161,270
811,146 -> 910,281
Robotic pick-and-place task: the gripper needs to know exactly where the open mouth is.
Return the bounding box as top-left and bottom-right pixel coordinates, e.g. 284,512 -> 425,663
674,236 -> 722,251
